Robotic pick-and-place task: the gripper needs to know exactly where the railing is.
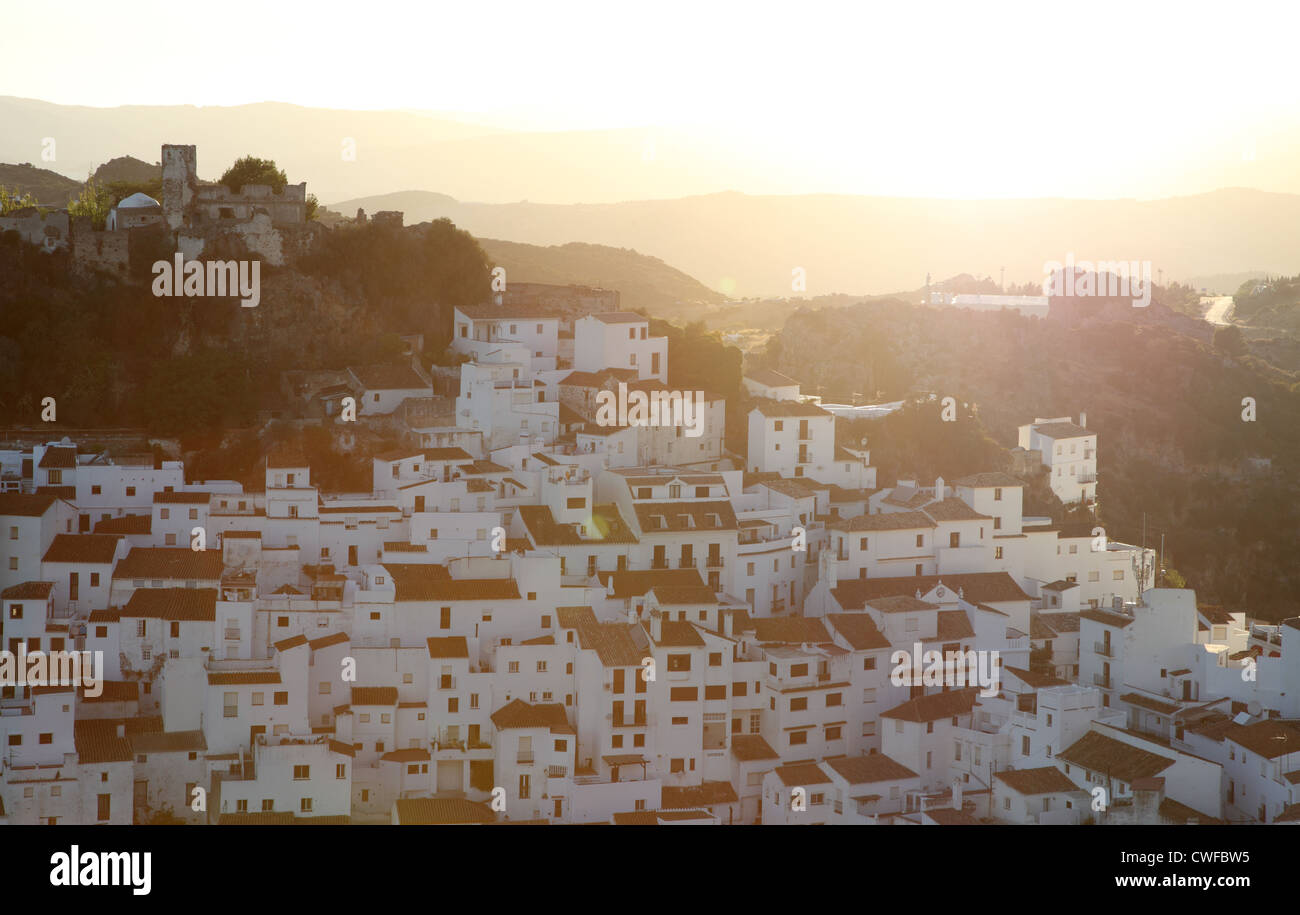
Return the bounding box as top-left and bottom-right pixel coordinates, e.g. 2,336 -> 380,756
546,766 -> 567,778
224,628 -> 241,641
651,559 -> 668,570
706,557 -> 723,568
1093,641 -> 1112,657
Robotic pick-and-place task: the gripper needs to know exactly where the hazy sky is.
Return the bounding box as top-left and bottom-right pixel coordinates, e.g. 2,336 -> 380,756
6,0 -> 1300,198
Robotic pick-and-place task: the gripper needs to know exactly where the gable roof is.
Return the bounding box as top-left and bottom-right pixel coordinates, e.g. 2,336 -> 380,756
824,754 -> 919,784
881,688 -> 980,723
113,547 -> 222,581
832,572 -> 1031,608
1056,730 -> 1174,781
0,493 -> 57,517
826,613 -> 891,650
123,587 -> 217,621
994,766 -> 1082,795
42,533 -> 121,564
490,699 -> 575,734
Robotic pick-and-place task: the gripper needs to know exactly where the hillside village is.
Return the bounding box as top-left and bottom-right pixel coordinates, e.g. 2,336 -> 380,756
3,283 -> 1299,827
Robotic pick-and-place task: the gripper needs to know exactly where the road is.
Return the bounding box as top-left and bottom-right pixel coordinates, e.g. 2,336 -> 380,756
1202,295 -> 1235,325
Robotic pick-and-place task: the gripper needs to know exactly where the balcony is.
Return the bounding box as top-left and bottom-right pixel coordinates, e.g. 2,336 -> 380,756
224,628 -> 241,641
1092,674 -> 1111,689
546,765 -> 568,779
650,559 -> 669,570
1093,641 -> 1113,658
706,557 -> 723,569
1077,473 -> 1098,484
517,753 -> 534,765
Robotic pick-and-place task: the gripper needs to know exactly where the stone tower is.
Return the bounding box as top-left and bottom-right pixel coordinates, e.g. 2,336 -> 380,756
161,144 -> 197,230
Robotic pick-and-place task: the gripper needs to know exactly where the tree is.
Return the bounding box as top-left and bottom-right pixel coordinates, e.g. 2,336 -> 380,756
0,185 -> 38,215
67,177 -> 112,230
1213,325 -> 1246,357
219,156 -> 287,194
305,193 -> 319,221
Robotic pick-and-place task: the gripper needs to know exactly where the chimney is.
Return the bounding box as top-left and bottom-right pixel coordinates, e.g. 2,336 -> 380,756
722,611 -> 735,639
649,609 -> 663,642
1079,411 -> 1087,429
115,723 -> 125,738
934,476 -> 944,498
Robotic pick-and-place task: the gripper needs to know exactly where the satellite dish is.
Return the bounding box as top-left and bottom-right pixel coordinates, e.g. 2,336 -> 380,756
1247,700 -> 1262,718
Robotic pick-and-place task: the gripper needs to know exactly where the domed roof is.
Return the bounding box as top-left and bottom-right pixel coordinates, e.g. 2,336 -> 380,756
116,192 -> 160,209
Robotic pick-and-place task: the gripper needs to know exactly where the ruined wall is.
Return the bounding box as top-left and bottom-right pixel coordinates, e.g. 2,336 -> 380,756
0,208 -> 70,250
192,182 -> 307,227
70,218 -> 130,274
503,282 -> 620,312
161,144 -> 198,230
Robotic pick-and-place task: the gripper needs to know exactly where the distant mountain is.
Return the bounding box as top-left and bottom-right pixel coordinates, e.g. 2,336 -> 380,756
327,188 -> 1300,298
93,155 -> 160,185
477,239 -> 723,312
0,162 -> 81,205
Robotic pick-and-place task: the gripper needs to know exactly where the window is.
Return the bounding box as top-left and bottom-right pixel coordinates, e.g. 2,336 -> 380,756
223,692 -> 237,717
274,691 -> 288,705
293,765 -> 310,780
98,794 -> 111,820
508,661 -> 519,673
790,697 -> 808,711
252,692 -> 264,706
827,692 -> 842,707
536,661 -> 547,672
1113,569 -> 1124,580
300,798 -> 313,812
995,547 -> 1004,560
790,730 -> 808,746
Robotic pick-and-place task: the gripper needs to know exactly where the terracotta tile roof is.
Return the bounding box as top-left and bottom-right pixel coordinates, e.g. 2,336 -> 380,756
829,510 -> 934,532
1223,720 -> 1300,759
38,447 -> 77,469
218,812 -> 296,825
826,613 -> 891,650
384,564 -> 518,601
653,619 -> 706,648
152,491 -> 211,504
591,311 -> 647,324
42,533 -> 121,564
81,680 -> 139,704
352,686 -> 399,706
208,671 -> 281,685
864,595 -> 939,614
652,585 -> 717,606
922,499 -> 991,522
601,568 -> 705,599
936,609 -> 976,640
491,699 -> 575,734
129,729 -> 207,753
394,797 -> 496,825
745,368 -> 801,387
832,572 -> 1031,608
1037,612 -> 1080,633
752,616 -> 831,644
273,634 -> 309,651
426,447 -> 474,462
661,781 -> 739,808
309,632 -> 350,650
1,581 -> 53,600
349,363 -> 428,390
952,472 -> 1024,488
924,806 -> 982,825
518,503 -> 637,546
559,368 -> 639,388
0,493 -> 57,516
1079,608 -> 1133,628
94,514 -> 151,535
882,688 -> 980,723
1057,731 -> 1174,781
994,766 -> 1082,795
1120,692 -> 1179,715
633,500 -> 737,533
74,718 -> 135,764
88,607 -> 121,622
123,587 -> 217,621
1004,666 -> 1071,689
427,636 -> 469,659
774,762 -> 831,787
574,621 -> 646,668
381,748 -> 431,762
825,754 -> 919,783
730,734 -> 780,761
113,547 -> 222,581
